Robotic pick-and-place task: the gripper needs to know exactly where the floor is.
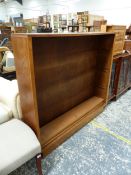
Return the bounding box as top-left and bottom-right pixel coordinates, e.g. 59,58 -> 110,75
10,90 -> 131,175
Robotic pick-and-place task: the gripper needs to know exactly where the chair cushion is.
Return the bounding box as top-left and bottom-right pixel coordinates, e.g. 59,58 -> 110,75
0,119 -> 41,175
0,103 -> 12,124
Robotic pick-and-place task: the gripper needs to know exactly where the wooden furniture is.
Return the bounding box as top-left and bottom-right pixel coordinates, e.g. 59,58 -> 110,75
93,20 -> 107,32
13,26 -> 27,33
126,25 -> 131,40
77,12 -> 88,32
108,60 -> 117,100
124,40 -> 131,53
12,33 -> 114,156
68,19 -> 79,32
115,53 -> 131,98
86,25 -> 93,32
0,26 -> 12,50
107,25 -> 126,56
108,52 -> 131,101
68,25 -> 79,32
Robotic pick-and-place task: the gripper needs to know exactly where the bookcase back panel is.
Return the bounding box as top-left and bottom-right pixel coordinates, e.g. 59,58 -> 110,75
32,36 -> 98,126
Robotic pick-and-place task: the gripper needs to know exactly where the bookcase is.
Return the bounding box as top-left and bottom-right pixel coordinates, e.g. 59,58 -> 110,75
108,52 -> 131,101
114,53 -> 131,99
12,33 -> 114,156
107,25 -> 126,56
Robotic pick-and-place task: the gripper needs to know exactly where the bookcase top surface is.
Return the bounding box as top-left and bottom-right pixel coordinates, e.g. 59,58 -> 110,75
12,32 -> 114,38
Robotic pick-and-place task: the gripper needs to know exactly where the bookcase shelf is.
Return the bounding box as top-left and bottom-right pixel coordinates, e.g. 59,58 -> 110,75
12,33 -> 114,156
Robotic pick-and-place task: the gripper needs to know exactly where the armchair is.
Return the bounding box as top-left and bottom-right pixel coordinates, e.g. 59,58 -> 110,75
0,77 -> 43,175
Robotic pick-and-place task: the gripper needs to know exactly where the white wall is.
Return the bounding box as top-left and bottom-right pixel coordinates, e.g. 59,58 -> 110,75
0,0 -> 131,26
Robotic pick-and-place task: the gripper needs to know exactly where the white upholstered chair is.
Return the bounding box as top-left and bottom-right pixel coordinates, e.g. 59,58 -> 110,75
0,77 -> 43,175
0,102 -> 12,124
0,77 -> 22,123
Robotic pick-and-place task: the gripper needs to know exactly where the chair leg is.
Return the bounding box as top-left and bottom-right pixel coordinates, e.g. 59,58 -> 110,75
36,154 -> 43,175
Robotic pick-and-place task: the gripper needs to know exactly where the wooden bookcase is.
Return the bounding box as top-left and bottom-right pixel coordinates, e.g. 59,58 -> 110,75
108,52 -> 131,101
107,25 -> 126,56
12,33 -> 114,156
124,40 -> 131,52
115,53 -> 131,98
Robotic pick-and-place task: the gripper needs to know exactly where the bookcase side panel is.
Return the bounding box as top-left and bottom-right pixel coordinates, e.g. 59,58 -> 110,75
95,34 -> 115,103
12,35 -> 40,138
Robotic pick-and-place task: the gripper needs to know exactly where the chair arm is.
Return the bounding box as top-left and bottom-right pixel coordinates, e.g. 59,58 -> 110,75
0,77 -> 22,119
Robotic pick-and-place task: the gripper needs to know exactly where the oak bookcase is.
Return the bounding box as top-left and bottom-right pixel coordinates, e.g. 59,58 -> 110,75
12,33 -> 114,156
